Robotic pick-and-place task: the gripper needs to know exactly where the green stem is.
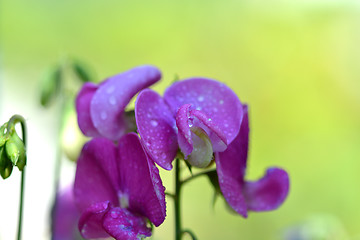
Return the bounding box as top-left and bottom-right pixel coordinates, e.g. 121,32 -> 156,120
7,115 -> 27,240
174,158 -> 182,240
181,169 -> 214,186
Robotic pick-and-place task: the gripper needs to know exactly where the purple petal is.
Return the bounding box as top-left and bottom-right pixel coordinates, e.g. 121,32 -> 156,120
78,201 -> 111,239
175,104 -> 193,158
76,82 -> 101,137
215,152 -> 247,217
164,78 -> 243,144
135,89 -> 178,170
74,138 -> 119,212
103,207 -> 152,240
90,65 -> 161,140
190,109 -> 227,152
244,168 -> 289,212
52,185 -> 81,240
117,133 -> 166,227
214,106 -> 249,217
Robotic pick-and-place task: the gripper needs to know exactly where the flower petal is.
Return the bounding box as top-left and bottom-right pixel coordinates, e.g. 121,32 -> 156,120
175,104 -> 193,158
103,207 -> 152,240
74,138 -> 119,212
214,106 -> 249,217
91,65 -> 161,140
135,89 -> 178,170
190,109 -> 227,152
75,82 -> 101,137
78,201 -> 111,239
118,133 -> 166,227
52,185 -> 81,240
244,168 -> 289,212
164,78 -> 243,144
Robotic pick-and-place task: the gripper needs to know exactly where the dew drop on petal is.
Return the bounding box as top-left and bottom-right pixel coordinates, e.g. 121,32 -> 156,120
106,86 -> 115,94
111,211 -> 119,219
219,99 -> 224,105
150,120 -> 158,127
197,95 -> 204,102
101,111 -> 107,120
109,96 -> 116,105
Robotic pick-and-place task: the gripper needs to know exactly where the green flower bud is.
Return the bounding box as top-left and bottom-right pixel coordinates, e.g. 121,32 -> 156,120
0,123 -> 8,147
72,59 -> 94,83
40,66 -> 62,107
5,131 -> 26,171
0,146 -> 13,179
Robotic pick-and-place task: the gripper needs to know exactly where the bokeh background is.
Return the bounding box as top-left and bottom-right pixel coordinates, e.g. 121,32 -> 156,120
1,0 -> 360,239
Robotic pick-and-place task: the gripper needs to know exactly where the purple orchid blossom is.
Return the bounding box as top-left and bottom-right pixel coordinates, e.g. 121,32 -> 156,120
135,77 -> 289,216
52,185 -> 83,240
73,133 -> 166,240
76,65 -> 161,141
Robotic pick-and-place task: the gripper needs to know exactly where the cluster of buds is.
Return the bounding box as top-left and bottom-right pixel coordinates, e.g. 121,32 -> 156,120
0,117 -> 26,179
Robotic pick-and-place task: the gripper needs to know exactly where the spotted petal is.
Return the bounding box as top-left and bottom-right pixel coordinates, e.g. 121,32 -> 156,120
135,89 -> 178,170
117,133 -> 166,227
164,78 -> 243,145
90,65 -> 161,140
74,138 -> 119,212
244,168 -> 289,212
103,207 -> 151,240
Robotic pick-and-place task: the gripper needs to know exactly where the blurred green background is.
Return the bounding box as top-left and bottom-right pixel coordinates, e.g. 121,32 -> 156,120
1,0 -> 360,239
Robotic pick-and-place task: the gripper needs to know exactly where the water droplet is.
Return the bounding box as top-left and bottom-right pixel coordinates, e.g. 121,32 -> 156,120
101,112 -> 107,120
213,108 -> 218,112
224,123 -> 229,128
150,120 -> 158,127
111,211 -> 119,219
106,86 -> 115,94
219,100 -> 224,104
197,95 -> 204,102
196,106 -> 202,110
208,118 -> 212,122
147,113 -> 151,118
109,96 -> 116,105
161,152 -> 167,159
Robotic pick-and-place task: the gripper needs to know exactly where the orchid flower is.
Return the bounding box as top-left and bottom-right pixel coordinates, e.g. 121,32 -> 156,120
73,133 -> 166,239
76,65 -> 161,141
135,78 -> 289,216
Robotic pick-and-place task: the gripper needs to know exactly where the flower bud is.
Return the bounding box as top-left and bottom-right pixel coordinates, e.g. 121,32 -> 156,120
5,131 -> 26,171
40,66 -> 62,107
0,146 -> 13,179
0,123 -> 7,147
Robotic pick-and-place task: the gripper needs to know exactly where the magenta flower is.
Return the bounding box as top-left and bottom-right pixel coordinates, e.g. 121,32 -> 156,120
76,65 -> 161,141
52,185 -> 82,240
73,133 -> 166,239
135,78 -> 289,216
135,78 -> 243,170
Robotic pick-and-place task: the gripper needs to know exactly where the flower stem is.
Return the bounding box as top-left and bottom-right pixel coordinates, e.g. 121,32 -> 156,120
174,158 -> 182,240
7,115 -> 27,240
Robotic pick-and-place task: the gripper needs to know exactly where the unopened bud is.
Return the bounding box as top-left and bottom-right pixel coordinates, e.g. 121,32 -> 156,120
0,146 -> 13,179
5,131 -> 26,171
0,123 -> 7,147
40,66 -> 62,107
